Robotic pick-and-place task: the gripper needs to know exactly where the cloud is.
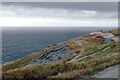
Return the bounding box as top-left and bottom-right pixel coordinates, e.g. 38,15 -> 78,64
1,2 -> 118,27
2,5 -> 117,19
3,2 -> 118,12
1,16 -> 117,27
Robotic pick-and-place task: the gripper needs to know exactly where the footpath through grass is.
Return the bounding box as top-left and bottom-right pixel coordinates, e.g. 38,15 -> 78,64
2,39 -> 120,79
2,29 -> 120,79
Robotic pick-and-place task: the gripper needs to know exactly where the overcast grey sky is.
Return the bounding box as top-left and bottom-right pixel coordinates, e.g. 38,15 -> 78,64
1,2 -> 118,27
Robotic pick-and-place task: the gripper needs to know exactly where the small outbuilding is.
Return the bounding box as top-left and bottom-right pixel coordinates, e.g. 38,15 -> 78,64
90,32 -> 102,36
99,33 -> 114,38
90,32 -> 114,38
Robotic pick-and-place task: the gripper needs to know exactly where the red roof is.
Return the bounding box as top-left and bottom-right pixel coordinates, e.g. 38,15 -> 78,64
96,36 -> 103,38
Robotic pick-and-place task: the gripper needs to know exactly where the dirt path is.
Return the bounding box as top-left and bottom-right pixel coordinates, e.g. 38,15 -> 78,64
68,46 -> 109,62
67,53 -> 82,63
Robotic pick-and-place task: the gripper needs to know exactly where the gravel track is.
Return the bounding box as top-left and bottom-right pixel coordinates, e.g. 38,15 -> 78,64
92,64 -> 119,78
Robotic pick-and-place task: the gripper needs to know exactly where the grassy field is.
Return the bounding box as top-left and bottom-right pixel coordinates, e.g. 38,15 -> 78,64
2,29 -> 120,79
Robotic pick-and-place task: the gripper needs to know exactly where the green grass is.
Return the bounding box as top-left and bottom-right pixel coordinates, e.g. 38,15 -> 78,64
78,43 -> 118,62
83,44 -> 111,55
63,54 -> 79,63
76,40 -> 112,59
52,52 -> 119,78
3,45 -> 120,79
3,52 -> 118,79
103,28 -> 120,36
2,29 -> 120,79
2,45 -> 56,71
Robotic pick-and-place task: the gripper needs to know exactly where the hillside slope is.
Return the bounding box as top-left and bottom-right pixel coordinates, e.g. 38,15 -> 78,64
2,29 -> 120,79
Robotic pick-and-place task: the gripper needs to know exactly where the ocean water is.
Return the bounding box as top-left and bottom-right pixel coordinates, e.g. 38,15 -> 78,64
2,27 -> 116,64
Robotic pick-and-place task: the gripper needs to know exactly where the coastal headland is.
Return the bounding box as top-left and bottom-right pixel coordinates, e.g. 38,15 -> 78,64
2,29 -> 120,79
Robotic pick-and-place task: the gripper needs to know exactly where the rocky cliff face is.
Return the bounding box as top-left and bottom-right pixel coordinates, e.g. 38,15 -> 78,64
30,43 -> 74,64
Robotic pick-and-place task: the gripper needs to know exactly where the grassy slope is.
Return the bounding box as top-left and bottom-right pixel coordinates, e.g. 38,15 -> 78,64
2,45 -> 57,71
2,29 -> 120,79
103,28 -> 120,36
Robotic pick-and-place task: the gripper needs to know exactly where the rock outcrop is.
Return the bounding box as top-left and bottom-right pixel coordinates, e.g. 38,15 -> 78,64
30,43 -> 74,64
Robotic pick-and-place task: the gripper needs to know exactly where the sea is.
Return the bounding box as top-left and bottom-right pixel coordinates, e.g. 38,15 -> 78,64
2,27 -> 116,64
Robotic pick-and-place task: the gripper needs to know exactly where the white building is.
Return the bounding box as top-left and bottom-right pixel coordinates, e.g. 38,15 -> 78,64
90,32 -> 102,36
100,33 -> 114,38
90,32 -> 114,38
